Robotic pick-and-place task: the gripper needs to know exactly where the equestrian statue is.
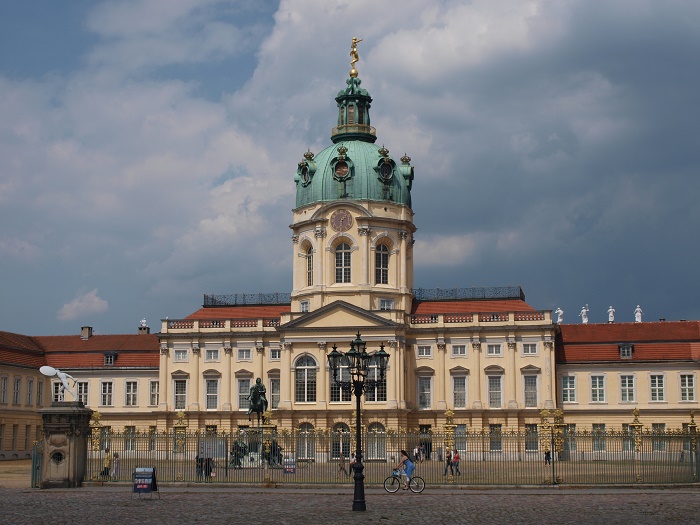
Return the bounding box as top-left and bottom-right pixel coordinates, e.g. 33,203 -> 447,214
247,377 -> 268,425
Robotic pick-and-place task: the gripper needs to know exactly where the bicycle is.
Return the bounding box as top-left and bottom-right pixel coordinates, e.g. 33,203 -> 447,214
383,469 -> 425,493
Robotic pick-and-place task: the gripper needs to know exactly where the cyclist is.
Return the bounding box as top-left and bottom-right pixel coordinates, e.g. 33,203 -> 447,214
395,449 -> 415,490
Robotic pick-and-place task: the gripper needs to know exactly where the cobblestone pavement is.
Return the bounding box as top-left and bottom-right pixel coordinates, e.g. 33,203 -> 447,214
0,485 -> 699,525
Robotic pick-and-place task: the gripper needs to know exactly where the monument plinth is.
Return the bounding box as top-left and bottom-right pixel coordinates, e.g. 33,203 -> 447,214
38,401 -> 93,489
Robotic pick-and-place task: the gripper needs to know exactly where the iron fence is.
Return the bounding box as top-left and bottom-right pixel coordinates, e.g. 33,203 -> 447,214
84,429 -> 698,486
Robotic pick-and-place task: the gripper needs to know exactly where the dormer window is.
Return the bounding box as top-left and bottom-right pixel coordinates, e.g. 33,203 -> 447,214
104,353 -> 117,366
619,344 -> 633,359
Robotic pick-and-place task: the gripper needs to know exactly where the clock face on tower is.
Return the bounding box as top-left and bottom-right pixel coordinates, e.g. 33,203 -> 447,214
330,209 -> 353,232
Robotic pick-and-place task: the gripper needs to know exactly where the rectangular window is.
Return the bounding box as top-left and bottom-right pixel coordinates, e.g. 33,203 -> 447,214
104,354 -> 115,366
237,348 -> 251,361
148,426 -> 157,451
0,376 -> 7,403
619,344 -> 633,359
269,378 -> 280,409
620,375 -> 635,402
125,381 -> 138,406
591,375 -> 605,402
525,423 -> 539,451
453,376 -> 467,408
24,425 -> 30,450
125,426 -> 136,451
101,382 -> 113,406
489,424 -> 502,452
205,348 -> 219,361
174,379 -> 187,409
522,343 -> 537,355
375,245 -> 389,284
270,347 -> 281,360
238,379 -> 250,410
52,382 -> 61,403
13,378 -> 21,404
488,376 -> 502,408
26,379 -> 34,405
295,365 -> 316,403
652,423 -> 666,451
565,424 -> 577,451
562,376 -> 576,403
379,298 -> 394,310
622,423 -> 634,452
149,381 -> 159,406
487,344 -> 502,356
417,345 -> 432,358
650,375 -> 665,402
306,251 -> 313,287
37,381 -> 44,407
330,367 -> 352,402
364,365 -> 387,402
77,381 -> 89,405
335,244 -> 351,283
681,374 -> 695,401
300,300 -> 310,313
524,376 -> 538,407
418,377 -> 431,409
592,423 -> 606,451
174,348 -> 188,362
205,379 -> 218,410
452,345 -> 466,357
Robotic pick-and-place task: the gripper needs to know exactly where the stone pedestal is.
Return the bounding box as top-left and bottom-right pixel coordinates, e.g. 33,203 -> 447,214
38,402 -> 93,489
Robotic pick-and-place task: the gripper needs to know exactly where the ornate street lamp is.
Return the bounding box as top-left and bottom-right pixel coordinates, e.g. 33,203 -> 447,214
328,332 -> 389,511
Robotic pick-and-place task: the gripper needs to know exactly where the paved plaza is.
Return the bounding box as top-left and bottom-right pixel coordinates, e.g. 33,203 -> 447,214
1,461 -> 699,524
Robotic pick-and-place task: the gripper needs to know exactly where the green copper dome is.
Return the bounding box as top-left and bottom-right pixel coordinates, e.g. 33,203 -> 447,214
294,75 -> 414,209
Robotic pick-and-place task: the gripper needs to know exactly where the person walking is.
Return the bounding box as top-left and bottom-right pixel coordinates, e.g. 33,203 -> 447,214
452,449 -> 461,475
102,448 -> 113,479
443,449 -> 454,476
337,454 -> 349,477
544,450 -> 552,465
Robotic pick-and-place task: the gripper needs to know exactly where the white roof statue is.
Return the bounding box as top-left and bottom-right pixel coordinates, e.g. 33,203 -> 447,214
554,307 -> 564,324
140,317 -> 148,327
607,305 -> 615,323
579,305 -> 589,324
634,305 -> 643,323
39,365 -> 77,402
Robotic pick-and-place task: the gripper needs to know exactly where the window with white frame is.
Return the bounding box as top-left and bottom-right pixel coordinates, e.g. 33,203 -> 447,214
522,343 -> 537,355
453,376 -> 467,408
101,382 -> 113,406
52,382 -> 61,403
26,379 -> 34,405
335,242 -> 352,283
104,353 -> 115,366
269,377 -> 280,409
620,375 -> 635,402
417,345 -> 432,358
364,357 -> 387,402
524,376 -> 538,407
487,344 -> 502,356
591,375 -> 605,402
619,343 -> 633,359
650,375 -> 665,402
0,376 -> 8,403
418,376 -> 432,409
452,345 -> 467,357
205,348 -> 220,361
270,347 -> 281,360
295,356 -> 317,403
174,348 -> 188,362
125,381 -> 138,406
592,423 -> 606,451
149,381 -> 159,406
205,379 -> 219,410
300,300 -> 310,313
375,243 -> 389,284
379,298 -> 394,310
306,246 -> 313,287
238,378 -> 251,409
174,379 -> 187,409
525,423 -> 539,451
680,374 -> 695,401
488,375 -> 502,408
77,381 -> 89,405
562,376 -> 576,403
330,358 -> 352,403
652,423 -> 666,451
13,378 -> 21,404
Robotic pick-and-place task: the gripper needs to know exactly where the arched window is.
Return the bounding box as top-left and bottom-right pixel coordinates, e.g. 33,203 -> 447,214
335,243 -> 351,283
306,246 -> 313,287
331,422 -> 351,459
364,355 -> 387,402
330,355 -> 352,403
367,423 -> 386,460
295,355 -> 317,403
297,422 -> 315,460
375,244 -> 389,284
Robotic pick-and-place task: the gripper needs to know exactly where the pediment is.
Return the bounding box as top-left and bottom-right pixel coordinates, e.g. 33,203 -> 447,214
520,364 -> 541,373
449,366 -> 469,374
279,300 -> 400,332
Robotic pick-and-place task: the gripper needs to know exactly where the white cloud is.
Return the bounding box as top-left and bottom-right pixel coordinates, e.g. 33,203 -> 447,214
57,289 -> 109,321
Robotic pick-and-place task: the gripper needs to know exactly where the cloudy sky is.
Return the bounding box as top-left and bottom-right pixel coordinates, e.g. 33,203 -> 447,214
2,0 -> 699,336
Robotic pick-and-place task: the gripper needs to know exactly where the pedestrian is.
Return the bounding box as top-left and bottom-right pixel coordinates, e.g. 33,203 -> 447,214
349,453 -> 356,476
195,453 -> 204,480
420,443 -> 426,462
101,447 -> 113,479
111,452 -> 120,478
443,449 -> 454,475
544,450 -> 551,465
452,449 -> 461,475
413,445 -> 420,463
337,454 -> 349,477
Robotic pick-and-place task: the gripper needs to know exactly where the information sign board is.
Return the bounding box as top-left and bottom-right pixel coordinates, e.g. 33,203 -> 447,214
133,467 -> 158,493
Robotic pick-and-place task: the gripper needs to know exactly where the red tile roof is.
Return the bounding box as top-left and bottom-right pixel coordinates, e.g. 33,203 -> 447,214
412,299 -> 536,314
0,331 -> 45,368
186,305 -> 291,319
557,321 -> 700,363
34,333 -> 160,368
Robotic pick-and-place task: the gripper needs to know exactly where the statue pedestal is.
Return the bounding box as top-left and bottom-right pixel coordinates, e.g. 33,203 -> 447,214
38,402 -> 93,489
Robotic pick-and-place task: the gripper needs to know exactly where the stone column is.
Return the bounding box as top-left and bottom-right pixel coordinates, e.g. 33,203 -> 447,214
387,340 -> 398,409
472,342 -> 482,409
507,340 -> 518,409
222,347 -> 232,411
436,342 -> 447,410
279,343 -> 293,410
39,402 -> 93,488
190,346 -> 200,411
317,342 -> 327,409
